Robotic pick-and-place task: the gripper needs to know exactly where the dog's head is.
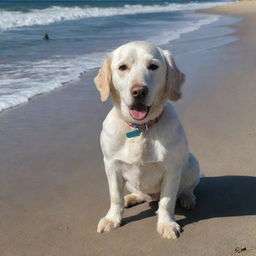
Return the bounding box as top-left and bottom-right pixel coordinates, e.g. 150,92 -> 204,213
94,41 -> 185,123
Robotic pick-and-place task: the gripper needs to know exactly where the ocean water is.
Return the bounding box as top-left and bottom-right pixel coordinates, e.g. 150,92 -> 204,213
0,0 -> 236,112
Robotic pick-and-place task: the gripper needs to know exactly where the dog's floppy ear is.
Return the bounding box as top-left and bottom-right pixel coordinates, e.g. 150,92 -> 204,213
163,50 -> 185,101
94,54 -> 112,102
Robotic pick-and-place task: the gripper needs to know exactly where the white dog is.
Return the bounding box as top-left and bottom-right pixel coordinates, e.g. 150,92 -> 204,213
94,41 -> 200,239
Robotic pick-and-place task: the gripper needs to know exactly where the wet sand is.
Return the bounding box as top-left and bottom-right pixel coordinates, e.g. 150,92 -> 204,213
1,3 -> 256,255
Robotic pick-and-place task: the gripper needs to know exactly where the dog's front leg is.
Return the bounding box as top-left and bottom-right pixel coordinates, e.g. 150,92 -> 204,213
97,158 -> 125,233
157,163 -> 182,239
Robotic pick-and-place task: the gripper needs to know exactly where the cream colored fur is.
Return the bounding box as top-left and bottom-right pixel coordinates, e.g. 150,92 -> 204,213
94,41 -> 200,239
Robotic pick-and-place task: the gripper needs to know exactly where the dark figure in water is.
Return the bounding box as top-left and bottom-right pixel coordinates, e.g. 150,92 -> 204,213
43,33 -> 49,40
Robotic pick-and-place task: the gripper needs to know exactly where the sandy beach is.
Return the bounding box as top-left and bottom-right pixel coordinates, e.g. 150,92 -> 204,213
1,2 -> 256,256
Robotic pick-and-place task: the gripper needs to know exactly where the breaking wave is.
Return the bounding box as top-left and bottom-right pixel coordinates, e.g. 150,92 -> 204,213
0,2 -> 228,30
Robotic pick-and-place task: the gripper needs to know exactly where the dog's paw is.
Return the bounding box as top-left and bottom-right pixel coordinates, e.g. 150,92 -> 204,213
97,217 -> 120,233
124,194 -> 145,208
179,193 -> 196,210
157,221 -> 181,239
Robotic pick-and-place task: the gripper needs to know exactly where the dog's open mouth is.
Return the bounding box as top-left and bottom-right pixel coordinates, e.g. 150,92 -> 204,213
129,103 -> 150,121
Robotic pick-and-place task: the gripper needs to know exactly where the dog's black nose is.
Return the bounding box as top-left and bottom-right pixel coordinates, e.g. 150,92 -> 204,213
131,85 -> 148,98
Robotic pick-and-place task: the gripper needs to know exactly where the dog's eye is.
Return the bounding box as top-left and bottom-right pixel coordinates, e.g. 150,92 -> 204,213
119,64 -> 128,71
148,64 -> 159,70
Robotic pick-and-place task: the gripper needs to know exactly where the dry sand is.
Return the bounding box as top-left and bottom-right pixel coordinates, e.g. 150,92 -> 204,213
0,2 -> 256,256
205,1 -> 256,15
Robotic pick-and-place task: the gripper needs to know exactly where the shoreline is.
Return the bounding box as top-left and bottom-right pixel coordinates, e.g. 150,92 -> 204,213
1,2 -> 256,256
0,70 -> 90,117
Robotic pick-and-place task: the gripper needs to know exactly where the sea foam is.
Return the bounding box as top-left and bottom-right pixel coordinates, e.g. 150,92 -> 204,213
148,15 -> 220,45
0,53 -> 104,112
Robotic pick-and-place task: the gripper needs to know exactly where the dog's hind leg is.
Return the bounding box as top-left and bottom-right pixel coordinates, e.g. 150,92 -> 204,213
124,182 -> 152,208
124,193 -> 147,208
178,153 -> 200,210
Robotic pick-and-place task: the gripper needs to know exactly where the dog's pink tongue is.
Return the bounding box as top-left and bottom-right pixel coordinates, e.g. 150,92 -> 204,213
129,109 -> 147,120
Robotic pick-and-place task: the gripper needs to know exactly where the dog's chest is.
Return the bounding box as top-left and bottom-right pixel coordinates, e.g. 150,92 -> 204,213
120,133 -> 166,165
113,133 -> 167,193
123,162 -> 165,194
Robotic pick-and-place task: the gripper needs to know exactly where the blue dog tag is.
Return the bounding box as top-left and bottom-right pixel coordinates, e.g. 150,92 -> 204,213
126,129 -> 141,138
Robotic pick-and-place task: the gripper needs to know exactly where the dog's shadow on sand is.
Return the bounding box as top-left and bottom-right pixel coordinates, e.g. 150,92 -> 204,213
121,176 -> 256,228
